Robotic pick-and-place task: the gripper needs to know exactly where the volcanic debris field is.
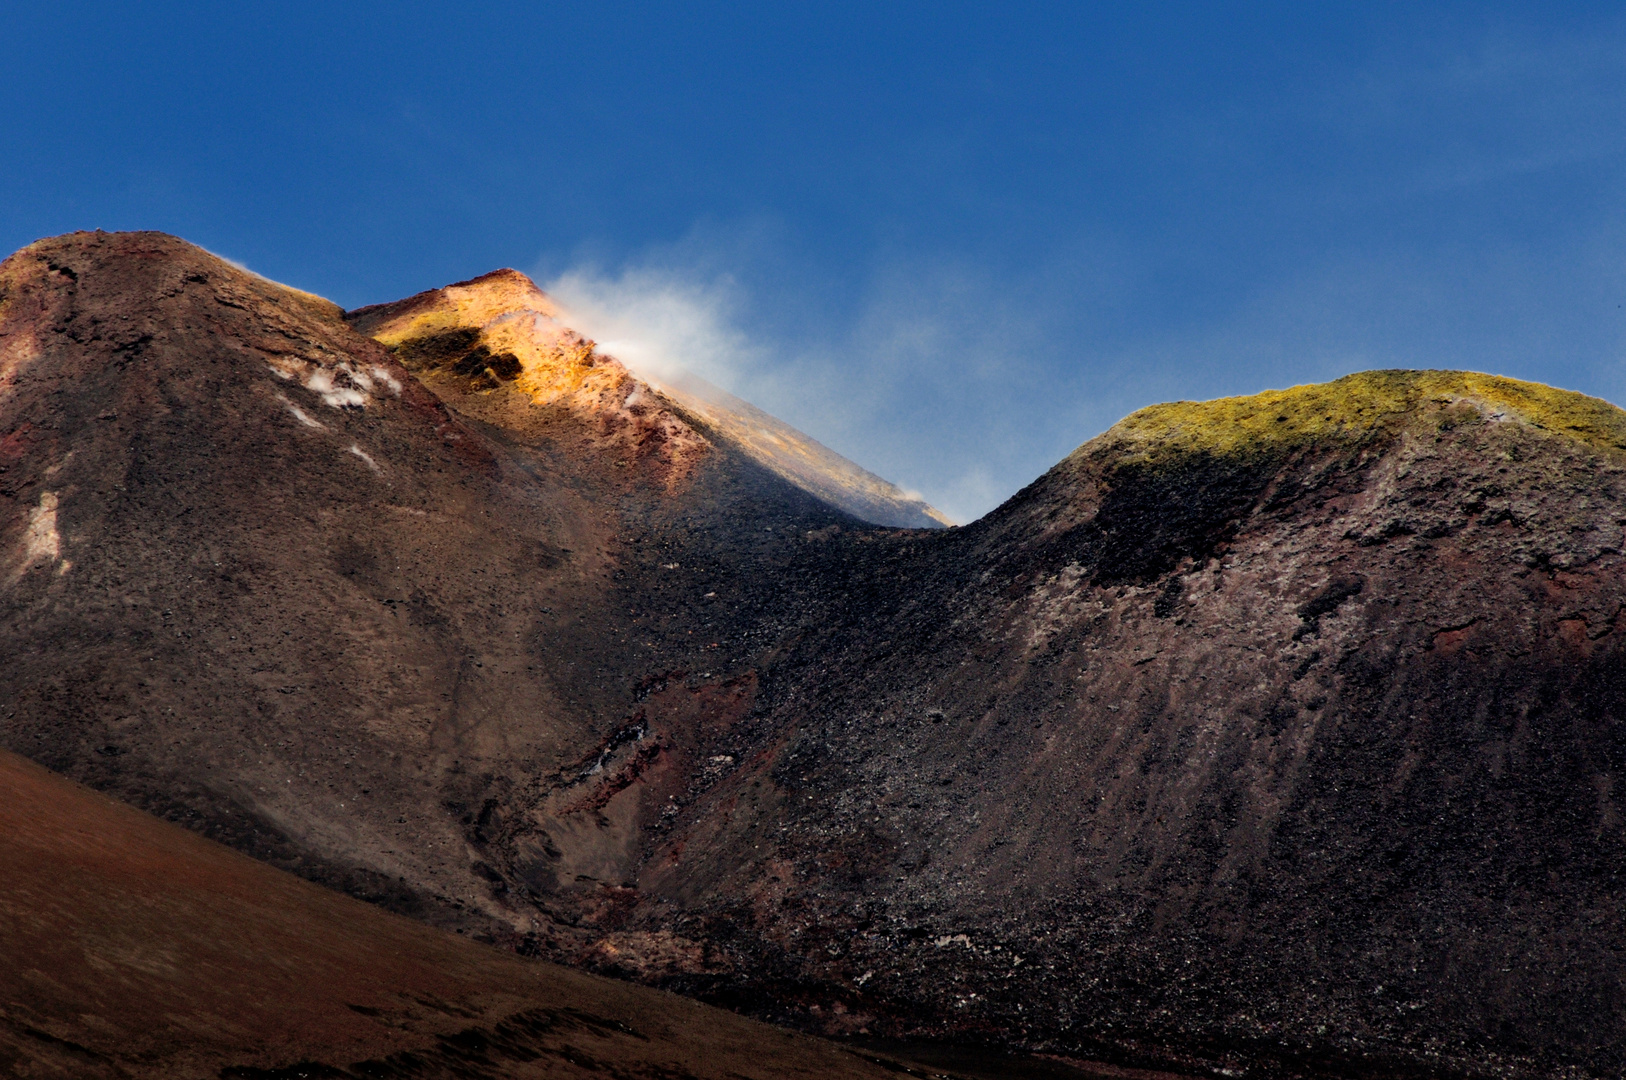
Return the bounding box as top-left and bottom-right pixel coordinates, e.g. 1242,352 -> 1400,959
4,231 -> 1626,1079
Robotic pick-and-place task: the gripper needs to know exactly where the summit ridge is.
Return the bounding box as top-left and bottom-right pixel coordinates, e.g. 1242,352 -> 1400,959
347,268 -> 949,527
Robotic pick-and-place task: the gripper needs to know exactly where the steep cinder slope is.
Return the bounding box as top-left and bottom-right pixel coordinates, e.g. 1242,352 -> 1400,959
0,746 -> 909,1079
643,368 -> 954,529
584,373 -> 1626,1080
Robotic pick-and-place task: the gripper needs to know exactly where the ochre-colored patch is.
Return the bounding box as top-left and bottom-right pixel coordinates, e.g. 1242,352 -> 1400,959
0,422 -> 34,464
1087,369 -> 1626,470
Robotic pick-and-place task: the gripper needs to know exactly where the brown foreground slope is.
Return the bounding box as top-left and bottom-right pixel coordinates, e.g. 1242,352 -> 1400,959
6,232 -> 1626,1080
0,745 -> 907,1079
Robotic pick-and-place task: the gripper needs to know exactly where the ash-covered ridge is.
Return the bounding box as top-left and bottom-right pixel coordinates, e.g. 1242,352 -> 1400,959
645,367 -> 954,529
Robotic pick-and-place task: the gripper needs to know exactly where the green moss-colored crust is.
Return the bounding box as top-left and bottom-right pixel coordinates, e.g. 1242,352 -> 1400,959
1094,369 -> 1626,466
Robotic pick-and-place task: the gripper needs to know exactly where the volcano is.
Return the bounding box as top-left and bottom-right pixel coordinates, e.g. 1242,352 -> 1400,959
4,230 -> 1625,1080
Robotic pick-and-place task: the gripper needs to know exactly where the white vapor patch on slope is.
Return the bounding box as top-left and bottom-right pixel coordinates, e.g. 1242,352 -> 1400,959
542,255 -> 1086,525
544,267 -> 764,392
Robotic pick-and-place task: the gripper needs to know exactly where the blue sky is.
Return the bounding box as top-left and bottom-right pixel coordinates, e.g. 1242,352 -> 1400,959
6,3 -> 1626,521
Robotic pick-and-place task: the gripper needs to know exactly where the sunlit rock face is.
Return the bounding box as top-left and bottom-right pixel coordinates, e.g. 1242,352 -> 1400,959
6,230 -> 1626,1080
347,269 -> 950,527
349,270 -> 712,487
